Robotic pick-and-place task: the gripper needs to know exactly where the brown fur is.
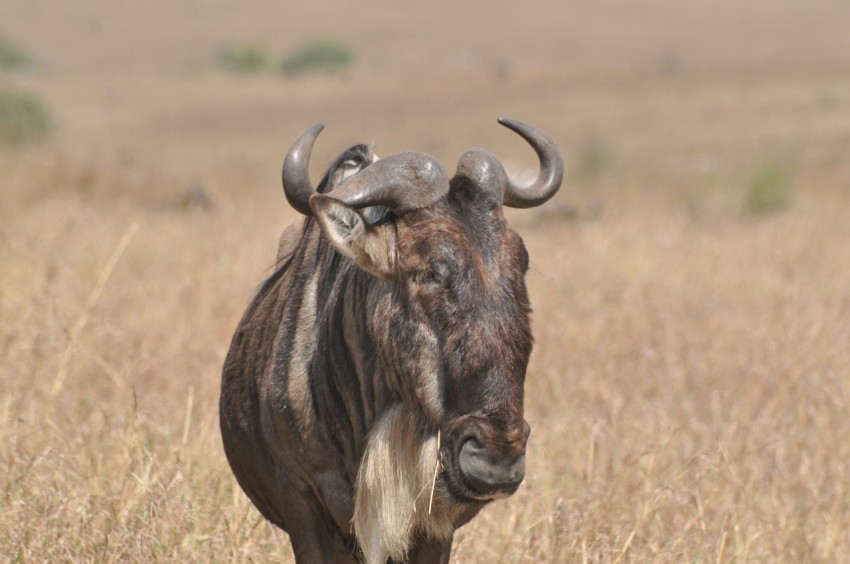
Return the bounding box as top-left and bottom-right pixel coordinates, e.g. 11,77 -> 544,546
221,148 -> 540,563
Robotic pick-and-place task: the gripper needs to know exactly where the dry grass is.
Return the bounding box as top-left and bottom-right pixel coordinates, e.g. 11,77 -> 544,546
2,1 -> 850,561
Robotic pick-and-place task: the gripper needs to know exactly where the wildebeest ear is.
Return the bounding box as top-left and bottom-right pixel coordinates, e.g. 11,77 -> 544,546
310,194 -> 396,279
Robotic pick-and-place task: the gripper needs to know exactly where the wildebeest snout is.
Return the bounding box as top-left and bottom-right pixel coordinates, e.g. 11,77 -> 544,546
456,419 -> 530,498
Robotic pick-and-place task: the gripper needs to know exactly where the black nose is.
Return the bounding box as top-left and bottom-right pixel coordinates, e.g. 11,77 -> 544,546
457,438 -> 526,496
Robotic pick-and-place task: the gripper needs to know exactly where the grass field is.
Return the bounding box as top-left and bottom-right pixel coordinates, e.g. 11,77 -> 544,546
2,1 -> 850,561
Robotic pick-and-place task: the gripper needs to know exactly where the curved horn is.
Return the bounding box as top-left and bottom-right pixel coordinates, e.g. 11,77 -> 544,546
499,118 -> 564,208
455,118 -> 565,208
455,147 -> 511,202
312,152 -> 449,215
282,123 -> 324,215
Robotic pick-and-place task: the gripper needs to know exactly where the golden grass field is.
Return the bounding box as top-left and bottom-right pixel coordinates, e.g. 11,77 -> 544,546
2,0 -> 850,561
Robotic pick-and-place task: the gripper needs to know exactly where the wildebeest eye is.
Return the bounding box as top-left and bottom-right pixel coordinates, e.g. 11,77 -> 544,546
420,260 -> 453,289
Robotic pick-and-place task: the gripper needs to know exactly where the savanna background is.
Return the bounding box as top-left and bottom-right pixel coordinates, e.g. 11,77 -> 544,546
2,1 -> 850,561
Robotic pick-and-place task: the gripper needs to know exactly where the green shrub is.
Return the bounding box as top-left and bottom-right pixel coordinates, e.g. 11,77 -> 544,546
0,35 -> 32,70
280,39 -> 354,77
0,89 -> 52,147
573,134 -> 614,184
215,45 -> 269,74
742,159 -> 793,215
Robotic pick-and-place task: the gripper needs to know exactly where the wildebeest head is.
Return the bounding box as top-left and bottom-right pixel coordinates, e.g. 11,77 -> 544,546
282,119 -> 563,503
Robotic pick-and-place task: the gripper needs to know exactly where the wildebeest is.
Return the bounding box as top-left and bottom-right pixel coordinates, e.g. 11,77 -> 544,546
220,118 -> 564,563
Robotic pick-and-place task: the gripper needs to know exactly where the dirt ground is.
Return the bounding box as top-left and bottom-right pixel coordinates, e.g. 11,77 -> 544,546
2,1 -> 850,561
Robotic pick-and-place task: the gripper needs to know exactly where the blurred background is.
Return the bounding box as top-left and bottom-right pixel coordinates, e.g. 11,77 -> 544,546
2,0 -> 850,561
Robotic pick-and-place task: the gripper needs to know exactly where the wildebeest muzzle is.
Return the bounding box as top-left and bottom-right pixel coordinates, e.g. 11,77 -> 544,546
445,414 -> 531,500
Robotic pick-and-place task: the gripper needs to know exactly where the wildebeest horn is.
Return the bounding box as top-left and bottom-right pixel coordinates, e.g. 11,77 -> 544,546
283,123 -> 450,216
319,152 -> 449,214
282,123 -> 324,216
455,118 -> 564,208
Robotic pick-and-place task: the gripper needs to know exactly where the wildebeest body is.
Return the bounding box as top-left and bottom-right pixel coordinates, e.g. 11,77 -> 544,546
220,121 -> 564,562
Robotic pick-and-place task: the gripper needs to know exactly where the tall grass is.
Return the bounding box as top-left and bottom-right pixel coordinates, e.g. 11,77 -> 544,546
3,12 -> 850,559
3,148 -> 850,561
